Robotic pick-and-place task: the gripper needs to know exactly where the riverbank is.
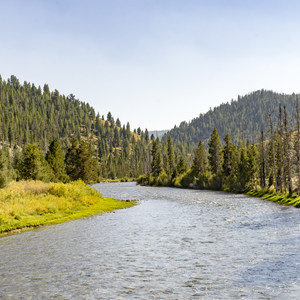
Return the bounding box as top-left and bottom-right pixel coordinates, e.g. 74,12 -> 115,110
0,180 -> 134,236
247,189 -> 300,208
137,174 -> 300,208
99,177 -> 136,183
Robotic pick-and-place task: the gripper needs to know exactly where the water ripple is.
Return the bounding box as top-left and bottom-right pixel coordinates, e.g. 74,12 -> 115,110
0,182 -> 300,299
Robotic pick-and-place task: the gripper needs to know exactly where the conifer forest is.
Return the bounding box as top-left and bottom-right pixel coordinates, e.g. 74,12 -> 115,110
1,74 -> 300,196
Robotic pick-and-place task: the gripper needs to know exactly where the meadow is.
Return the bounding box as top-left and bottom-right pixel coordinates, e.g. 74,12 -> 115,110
0,180 -> 133,235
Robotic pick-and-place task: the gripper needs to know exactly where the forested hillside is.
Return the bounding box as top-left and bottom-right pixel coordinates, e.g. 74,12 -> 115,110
0,75 -> 153,179
165,90 -> 299,145
140,99 -> 300,197
0,75 -> 193,182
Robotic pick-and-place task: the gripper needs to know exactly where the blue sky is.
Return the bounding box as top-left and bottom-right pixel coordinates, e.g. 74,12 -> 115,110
1,0 -> 300,130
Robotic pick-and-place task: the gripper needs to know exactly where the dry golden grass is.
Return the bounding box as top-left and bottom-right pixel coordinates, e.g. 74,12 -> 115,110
0,180 -> 133,235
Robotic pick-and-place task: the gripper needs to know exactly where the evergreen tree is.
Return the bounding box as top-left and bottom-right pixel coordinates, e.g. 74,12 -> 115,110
65,137 -> 80,181
222,134 -> 236,177
145,129 -> 149,141
208,127 -> 223,175
46,140 -> 69,182
17,143 -> 54,181
175,156 -> 188,175
107,112 -> 113,123
167,135 -> 175,178
77,141 -> 98,183
237,147 -> 248,191
65,138 -> 98,183
113,127 -> 120,147
151,140 -> 163,176
116,118 -> 121,127
191,140 -> 207,176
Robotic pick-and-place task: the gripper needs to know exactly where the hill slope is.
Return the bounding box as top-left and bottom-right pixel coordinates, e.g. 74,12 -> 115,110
0,75 -> 152,179
166,90 -> 298,144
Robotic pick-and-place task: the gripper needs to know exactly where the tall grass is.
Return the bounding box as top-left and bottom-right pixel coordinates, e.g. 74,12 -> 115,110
0,180 -> 133,235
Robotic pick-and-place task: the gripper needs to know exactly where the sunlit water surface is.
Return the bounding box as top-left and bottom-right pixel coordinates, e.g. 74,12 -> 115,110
1,182 -> 300,299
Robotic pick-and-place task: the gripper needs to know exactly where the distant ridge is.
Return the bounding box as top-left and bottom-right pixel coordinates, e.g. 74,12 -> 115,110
149,130 -> 169,139
164,90 -> 299,145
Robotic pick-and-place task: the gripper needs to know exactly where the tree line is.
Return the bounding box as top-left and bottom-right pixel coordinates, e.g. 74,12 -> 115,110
0,138 -> 100,186
0,75 -> 195,184
0,75 -> 152,180
139,100 -> 300,195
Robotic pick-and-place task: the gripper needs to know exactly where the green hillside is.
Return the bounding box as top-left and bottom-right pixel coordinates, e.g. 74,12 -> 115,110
0,75 -> 153,180
166,90 -> 298,145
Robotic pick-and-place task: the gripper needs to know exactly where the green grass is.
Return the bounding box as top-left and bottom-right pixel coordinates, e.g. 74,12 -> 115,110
247,189 -> 300,208
0,180 -> 134,236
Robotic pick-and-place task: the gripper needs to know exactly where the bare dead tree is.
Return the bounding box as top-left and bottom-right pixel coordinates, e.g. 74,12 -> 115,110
269,113 -> 277,192
283,106 -> 292,194
259,129 -> 266,188
278,104 -> 284,192
296,97 -> 300,193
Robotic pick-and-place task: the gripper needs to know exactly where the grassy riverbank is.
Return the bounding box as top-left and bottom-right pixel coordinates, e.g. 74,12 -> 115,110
247,189 -> 300,208
138,174 -> 300,208
0,180 -> 133,236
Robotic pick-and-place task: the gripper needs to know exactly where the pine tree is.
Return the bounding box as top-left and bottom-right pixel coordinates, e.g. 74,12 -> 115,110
175,156 -> 188,175
192,140 -> 207,176
46,140 -> 69,183
17,143 -> 54,181
167,135 -> 175,178
116,118 -> 121,127
208,127 -> 223,175
237,147 -> 248,191
65,138 -> 98,183
145,129 -> 149,141
151,140 -> 163,177
65,137 -> 80,181
222,134 -> 237,177
77,141 -> 98,183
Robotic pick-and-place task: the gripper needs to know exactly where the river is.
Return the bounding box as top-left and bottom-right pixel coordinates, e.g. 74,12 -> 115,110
1,182 -> 300,299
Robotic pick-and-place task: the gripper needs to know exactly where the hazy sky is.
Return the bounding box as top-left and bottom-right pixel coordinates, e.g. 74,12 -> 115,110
1,0 -> 300,130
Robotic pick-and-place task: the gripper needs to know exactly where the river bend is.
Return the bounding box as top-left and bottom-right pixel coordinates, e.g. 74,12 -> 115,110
1,182 -> 300,299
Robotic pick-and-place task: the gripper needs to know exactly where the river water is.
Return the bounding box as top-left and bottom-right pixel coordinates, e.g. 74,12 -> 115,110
1,182 -> 300,299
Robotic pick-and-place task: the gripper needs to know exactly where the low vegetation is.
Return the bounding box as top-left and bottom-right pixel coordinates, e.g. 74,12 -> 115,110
0,180 -> 133,235
247,189 -> 300,208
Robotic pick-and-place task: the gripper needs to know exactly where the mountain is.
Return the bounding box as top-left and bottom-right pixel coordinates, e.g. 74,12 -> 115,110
0,75 -> 152,179
165,90 -> 299,145
149,130 -> 169,139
